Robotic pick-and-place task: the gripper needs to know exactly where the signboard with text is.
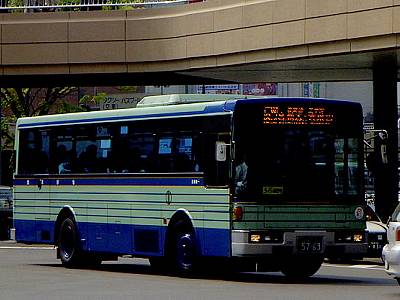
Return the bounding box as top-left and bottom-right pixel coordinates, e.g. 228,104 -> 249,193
99,93 -> 146,110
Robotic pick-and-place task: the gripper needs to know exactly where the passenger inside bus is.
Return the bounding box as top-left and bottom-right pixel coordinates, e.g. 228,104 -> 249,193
57,144 -> 71,174
79,144 -> 100,173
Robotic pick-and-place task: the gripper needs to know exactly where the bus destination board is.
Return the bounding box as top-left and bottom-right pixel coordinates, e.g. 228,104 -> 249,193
263,106 -> 335,126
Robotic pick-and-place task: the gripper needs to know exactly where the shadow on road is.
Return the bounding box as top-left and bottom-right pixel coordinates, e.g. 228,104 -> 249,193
34,261 -> 396,287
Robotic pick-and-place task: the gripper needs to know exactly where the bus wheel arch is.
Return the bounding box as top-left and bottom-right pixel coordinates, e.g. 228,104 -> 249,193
165,209 -> 198,274
54,206 -> 77,245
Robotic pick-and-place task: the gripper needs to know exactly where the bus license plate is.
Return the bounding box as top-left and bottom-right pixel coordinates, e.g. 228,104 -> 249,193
297,237 -> 322,253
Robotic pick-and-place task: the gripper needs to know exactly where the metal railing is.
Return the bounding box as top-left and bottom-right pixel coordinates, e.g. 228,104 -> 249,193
0,0 -> 203,12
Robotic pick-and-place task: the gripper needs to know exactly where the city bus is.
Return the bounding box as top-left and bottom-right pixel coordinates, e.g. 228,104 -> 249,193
13,94 -> 367,278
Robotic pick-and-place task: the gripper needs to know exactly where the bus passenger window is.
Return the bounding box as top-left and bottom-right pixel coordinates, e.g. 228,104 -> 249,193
129,133 -> 155,173
77,143 -> 101,173
19,130 -> 50,175
175,136 -> 193,172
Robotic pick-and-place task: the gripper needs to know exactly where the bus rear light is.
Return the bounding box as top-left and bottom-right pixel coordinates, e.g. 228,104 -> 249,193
396,228 -> 400,242
233,206 -> 243,221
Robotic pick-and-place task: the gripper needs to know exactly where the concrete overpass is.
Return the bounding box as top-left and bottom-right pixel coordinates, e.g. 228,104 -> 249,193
0,0 -> 400,86
0,0 -> 399,219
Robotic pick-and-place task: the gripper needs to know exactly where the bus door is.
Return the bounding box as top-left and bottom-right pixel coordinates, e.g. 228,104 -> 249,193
33,175 -> 51,242
202,132 -> 232,257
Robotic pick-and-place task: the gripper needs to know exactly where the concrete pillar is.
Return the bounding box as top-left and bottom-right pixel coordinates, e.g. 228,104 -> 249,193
372,57 -> 398,221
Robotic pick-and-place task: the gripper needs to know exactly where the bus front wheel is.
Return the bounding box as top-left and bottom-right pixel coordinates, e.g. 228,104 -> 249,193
172,231 -> 196,274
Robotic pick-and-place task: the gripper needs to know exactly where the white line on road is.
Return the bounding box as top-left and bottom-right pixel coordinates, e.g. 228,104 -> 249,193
324,264 -> 384,271
0,246 -> 54,250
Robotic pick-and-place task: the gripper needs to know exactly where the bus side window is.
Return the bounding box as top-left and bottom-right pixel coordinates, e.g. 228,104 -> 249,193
129,133 -> 156,173
18,129 -> 50,175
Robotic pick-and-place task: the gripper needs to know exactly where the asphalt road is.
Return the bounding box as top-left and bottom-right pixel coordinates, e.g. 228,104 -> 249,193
0,241 -> 398,300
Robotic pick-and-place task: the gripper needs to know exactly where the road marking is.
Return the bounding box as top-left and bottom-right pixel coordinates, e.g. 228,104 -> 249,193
324,264 -> 384,271
0,246 -> 54,250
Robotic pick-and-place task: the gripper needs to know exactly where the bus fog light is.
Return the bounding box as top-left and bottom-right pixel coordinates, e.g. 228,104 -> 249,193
353,234 -> 363,242
264,236 -> 271,241
250,234 -> 261,243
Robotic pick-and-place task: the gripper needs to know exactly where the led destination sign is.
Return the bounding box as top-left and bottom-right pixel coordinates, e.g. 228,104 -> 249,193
263,105 -> 335,126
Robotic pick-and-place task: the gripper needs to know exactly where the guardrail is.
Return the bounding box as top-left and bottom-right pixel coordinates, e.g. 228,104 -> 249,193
0,0 -> 204,12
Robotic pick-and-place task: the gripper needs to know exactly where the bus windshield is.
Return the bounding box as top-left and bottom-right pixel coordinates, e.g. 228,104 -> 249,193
233,100 -> 363,204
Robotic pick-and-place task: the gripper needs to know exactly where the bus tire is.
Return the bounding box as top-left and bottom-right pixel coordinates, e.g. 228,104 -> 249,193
280,256 -> 323,279
58,218 -> 84,268
396,278 -> 400,286
172,230 -> 196,274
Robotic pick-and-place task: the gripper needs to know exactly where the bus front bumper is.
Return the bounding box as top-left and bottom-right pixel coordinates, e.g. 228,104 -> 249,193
231,230 -> 368,257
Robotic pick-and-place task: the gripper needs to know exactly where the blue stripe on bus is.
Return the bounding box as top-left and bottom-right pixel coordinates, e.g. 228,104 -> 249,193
14,177 -> 205,186
14,219 -> 231,257
17,103 -> 233,129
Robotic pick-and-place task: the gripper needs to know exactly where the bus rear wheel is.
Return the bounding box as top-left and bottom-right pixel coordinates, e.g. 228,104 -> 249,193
58,218 -> 84,268
280,256 -> 323,279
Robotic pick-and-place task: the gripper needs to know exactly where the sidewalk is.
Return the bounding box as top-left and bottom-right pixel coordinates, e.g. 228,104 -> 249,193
0,240 -> 54,248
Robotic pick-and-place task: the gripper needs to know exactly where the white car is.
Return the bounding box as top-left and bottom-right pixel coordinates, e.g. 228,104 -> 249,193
382,203 -> 400,285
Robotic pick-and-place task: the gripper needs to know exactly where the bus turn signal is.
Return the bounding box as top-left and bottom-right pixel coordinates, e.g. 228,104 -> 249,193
233,206 -> 243,221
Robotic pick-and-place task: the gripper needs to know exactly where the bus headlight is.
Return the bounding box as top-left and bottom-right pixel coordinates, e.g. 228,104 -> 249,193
353,234 -> 364,242
250,234 -> 261,242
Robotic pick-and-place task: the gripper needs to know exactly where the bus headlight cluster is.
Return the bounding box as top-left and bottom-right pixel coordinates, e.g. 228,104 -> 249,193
353,234 -> 364,242
249,231 -> 283,243
335,232 -> 365,243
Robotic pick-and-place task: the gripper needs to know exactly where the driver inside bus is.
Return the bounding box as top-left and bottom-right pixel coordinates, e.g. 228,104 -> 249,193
235,153 -> 248,195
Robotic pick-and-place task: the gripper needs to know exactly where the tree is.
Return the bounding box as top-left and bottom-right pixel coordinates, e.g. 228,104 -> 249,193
0,87 -> 79,148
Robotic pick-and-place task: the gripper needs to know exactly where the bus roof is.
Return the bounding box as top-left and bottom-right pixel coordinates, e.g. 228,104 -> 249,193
16,96 -> 360,129
136,94 -> 256,107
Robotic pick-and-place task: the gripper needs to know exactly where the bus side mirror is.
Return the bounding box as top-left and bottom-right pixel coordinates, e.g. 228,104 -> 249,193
215,142 -> 227,162
365,129 -> 388,174
378,132 -> 388,164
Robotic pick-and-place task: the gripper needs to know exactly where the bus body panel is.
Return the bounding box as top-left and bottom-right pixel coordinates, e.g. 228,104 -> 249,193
14,176 -> 231,257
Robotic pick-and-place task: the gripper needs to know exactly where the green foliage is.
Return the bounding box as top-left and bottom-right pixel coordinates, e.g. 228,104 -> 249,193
79,92 -> 106,110
119,86 -> 139,93
0,87 -> 78,149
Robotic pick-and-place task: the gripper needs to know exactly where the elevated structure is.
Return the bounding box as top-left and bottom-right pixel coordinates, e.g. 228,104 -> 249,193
0,0 -> 399,219
0,0 -> 399,86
